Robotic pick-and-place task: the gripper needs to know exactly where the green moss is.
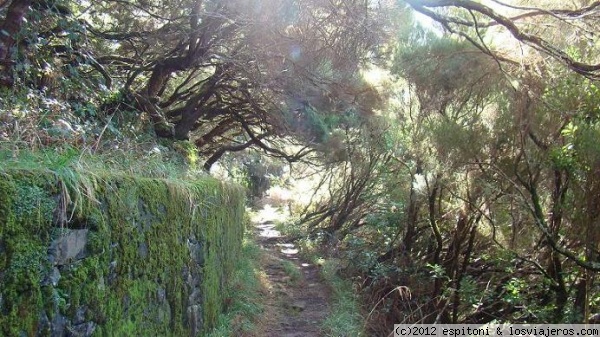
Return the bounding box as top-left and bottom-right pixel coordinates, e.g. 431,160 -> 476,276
0,177 -> 14,271
174,140 -> 200,169
0,166 -> 245,336
0,173 -> 58,336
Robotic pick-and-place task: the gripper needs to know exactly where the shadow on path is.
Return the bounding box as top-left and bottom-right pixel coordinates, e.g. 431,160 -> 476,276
251,205 -> 330,337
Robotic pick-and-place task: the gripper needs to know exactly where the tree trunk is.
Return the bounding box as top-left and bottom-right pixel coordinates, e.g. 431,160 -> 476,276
404,167 -> 421,257
0,0 -> 33,86
427,175 -> 445,314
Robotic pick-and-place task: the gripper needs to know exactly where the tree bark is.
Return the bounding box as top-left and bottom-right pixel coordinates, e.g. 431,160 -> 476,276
0,0 -> 33,86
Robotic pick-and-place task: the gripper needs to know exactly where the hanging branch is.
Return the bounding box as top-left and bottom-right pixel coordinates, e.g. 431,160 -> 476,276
404,0 -> 600,79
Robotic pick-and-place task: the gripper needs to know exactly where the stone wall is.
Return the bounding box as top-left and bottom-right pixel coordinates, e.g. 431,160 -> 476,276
0,170 -> 245,336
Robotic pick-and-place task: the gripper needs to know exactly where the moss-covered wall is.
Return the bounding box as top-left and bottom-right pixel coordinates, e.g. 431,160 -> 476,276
0,169 -> 245,336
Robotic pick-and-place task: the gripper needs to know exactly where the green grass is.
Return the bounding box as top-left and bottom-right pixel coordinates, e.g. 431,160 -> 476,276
274,217 -> 307,239
0,144 -> 199,180
320,259 -> 365,337
0,146 -> 197,227
281,260 -> 302,283
205,236 -> 264,337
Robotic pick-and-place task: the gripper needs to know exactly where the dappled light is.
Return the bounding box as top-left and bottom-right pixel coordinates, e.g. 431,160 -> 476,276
276,243 -> 299,256
255,222 -> 282,239
249,190 -> 331,336
2,0 -> 600,335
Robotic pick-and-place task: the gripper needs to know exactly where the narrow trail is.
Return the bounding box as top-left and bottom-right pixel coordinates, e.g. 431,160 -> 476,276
251,205 -> 331,337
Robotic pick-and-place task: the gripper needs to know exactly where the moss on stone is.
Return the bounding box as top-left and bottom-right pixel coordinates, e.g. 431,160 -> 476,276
0,167 -> 244,336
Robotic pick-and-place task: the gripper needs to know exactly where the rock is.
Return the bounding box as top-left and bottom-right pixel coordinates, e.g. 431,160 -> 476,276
107,260 -> 117,285
157,304 -> 171,324
182,266 -> 193,287
187,304 -> 203,336
50,119 -> 76,136
122,295 -> 131,313
136,199 -> 154,232
188,238 -> 203,265
138,241 -> 148,259
189,287 -> 202,305
42,267 -> 61,286
73,306 -> 87,325
68,322 -> 96,337
51,314 -> 68,337
156,287 -> 171,324
37,311 -> 51,336
48,229 -> 89,265
157,287 -> 167,303
286,300 -> 306,312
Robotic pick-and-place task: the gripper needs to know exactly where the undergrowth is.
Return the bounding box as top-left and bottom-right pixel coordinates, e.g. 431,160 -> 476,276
0,145 -> 201,180
205,235 -> 264,337
320,258 -> 365,337
281,260 -> 302,284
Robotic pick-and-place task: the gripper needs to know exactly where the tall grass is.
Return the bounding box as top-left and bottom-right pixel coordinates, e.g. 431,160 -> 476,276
0,146 -> 198,225
0,146 -> 196,180
320,259 -> 365,337
205,236 -> 264,337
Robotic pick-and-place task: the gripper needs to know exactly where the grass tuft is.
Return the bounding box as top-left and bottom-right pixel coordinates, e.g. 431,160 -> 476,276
205,236 -> 265,337
320,259 -> 365,337
280,260 -> 302,284
0,147 -> 200,181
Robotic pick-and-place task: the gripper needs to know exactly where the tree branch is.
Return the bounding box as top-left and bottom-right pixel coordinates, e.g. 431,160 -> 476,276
404,0 -> 600,79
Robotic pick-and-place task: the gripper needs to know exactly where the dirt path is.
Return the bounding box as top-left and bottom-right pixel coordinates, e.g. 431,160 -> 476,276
250,206 -> 331,337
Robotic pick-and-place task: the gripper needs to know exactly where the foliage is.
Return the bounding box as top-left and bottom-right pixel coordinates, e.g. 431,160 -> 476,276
287,2 -> 600,333
0,0 -> 390,170
3,0 -> 600,333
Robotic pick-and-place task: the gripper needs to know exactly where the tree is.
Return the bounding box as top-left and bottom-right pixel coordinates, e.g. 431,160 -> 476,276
303,3 -> 600,329
86,0 -> 385,169
0,0 -> 388,169
403,0 -> 600,79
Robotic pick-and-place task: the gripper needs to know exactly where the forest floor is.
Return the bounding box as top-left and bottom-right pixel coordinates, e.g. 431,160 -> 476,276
249,204 -> 331,337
